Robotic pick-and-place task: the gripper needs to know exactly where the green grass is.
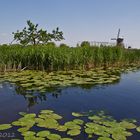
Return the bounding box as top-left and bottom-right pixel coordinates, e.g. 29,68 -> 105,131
0,44 -> 140,71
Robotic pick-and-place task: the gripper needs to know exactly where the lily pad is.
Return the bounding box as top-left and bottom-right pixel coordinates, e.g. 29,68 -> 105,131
47,134 -> 61,140
37,130 -> 50,137
0,124 -> 12,130
67,129 -> 81,136
64,122 -> 81,130
40,110 -> 54,114
72,112 -> 83,117
73,119 -> 84,125
136,126 -> 140,132
98,137 -> 112,140
22,131 -> 36,137
18,127 -> 30,133
61,138 -> 73,140
56,125 -> 67,132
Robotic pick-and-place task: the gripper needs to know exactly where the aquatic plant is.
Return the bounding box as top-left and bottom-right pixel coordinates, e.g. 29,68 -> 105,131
0,44 -> 140,72
1,109 -> 140,140
0,68 -> 121,93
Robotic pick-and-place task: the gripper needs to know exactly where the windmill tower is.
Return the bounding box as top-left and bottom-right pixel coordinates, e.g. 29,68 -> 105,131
111,29 -> 124,47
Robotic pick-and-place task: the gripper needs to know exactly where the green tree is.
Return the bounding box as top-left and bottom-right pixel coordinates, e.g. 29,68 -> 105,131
81,41 -> 90,47
12,20 -> 64,46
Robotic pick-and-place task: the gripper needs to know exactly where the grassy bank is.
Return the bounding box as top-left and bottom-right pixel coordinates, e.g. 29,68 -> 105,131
0,44 -> 140,71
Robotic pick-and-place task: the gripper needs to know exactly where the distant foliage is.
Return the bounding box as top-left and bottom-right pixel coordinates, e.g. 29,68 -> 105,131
12,20 -> 64,46
59,43 -> 69,48
80,41 -> 90,47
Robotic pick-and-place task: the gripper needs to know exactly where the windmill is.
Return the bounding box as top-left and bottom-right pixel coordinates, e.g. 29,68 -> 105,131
111,29 -> 124,47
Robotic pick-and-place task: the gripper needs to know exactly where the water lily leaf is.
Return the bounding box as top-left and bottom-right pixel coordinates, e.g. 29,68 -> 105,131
56,125 -> 67,131
136,126 -> 140,132
22,131 -> 36,137
94,130 -> 110,137
35,118 -> 44,123
85,127 -> 94,134
64,122 -> 81,130
40,110 -> 54,114
119,121 -> 136,129
122,119 -> 137,123
24,113 -> 36,118
67,129 -> 81,136
24,136 -> 45,140
98,137 -> 112,140
37,118 -> 58,129
37,130 -> 50,137
51,113 -> 62,120
88,134 -> 93,138
18,127 -> 30,133
12,121 -> 23,126
19,112 -> 27,116
88,115 -> 102,121
121,131 -> 133,136
12,117 -> 35,127
72,112 -> 83,117
112,134 -> 126,140
47,133 -> 61,140
73,119 -> 84,125
61,138 -> 73,140
85,122 -> 96,128
0,124 -> 12,130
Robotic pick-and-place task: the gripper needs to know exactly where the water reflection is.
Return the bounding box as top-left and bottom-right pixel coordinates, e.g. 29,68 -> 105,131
14,78 -> 121,111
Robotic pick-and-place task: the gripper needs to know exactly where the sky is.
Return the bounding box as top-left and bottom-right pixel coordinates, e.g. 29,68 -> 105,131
0,0 -> 140,48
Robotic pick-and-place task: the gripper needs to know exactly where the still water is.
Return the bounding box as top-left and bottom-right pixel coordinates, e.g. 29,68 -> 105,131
0,70 -> 140,139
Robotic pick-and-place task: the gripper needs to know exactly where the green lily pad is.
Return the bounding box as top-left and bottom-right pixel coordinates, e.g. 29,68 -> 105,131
136,126 -> 140,132
51,113 -> 62,120
72,112 -> 83,117
37,118 -> 58,129
61,138 -> 73,140
37,130 -> 50,137
56,125 -> 67,131
24,136 -> 45,140
22,131 -> 36,137
73,119 -> 84,125
112,134 -> 126,140
47,133 -> 61,140
24,113 -> 36,118
98,137 -> 112,140
67,129 -> 81,136
19,112 -> 27,116
85,127 -> 94,134
18,127 -> 30,133
119,121 -> 136,129
64,122 -> 81,130
40,110 -> 54,114
35,118 -> 44,123
0,124 -> 12,130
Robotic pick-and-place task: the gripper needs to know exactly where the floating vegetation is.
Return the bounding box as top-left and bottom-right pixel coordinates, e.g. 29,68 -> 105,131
0,68 -> 121,93
0,124 -> 12,130
1,109 -> 140,140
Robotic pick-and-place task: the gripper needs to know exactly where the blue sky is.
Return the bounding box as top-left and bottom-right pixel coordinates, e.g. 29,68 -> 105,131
0,0 -> 140,48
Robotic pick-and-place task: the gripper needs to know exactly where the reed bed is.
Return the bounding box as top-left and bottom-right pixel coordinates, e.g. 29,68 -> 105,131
0,44 -> 140,71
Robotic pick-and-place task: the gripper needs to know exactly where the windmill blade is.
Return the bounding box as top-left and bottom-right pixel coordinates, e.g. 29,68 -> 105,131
117,28 -> 120,39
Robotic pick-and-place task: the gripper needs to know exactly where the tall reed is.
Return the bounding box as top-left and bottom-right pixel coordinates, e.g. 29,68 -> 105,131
0,44 -> 140,72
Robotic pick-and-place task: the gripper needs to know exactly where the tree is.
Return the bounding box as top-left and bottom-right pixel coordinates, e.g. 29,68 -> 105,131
81,41 -> 90,47
12,20 -> 64,46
